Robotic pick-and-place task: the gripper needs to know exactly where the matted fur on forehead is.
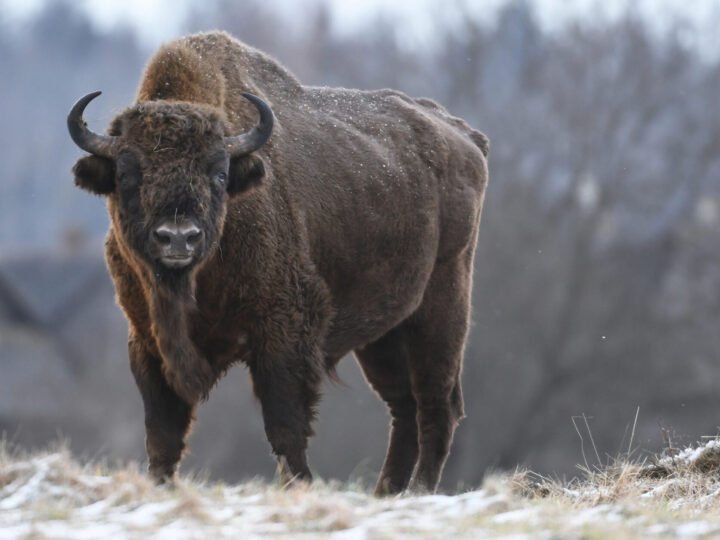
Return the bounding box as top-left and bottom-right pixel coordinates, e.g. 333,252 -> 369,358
108,101 -> 228,156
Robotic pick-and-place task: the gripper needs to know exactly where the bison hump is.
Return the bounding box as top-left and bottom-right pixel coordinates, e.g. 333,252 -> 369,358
137,43 -> 226,108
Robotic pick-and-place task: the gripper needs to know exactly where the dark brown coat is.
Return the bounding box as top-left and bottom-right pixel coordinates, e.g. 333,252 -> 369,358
69,31 -> 489,494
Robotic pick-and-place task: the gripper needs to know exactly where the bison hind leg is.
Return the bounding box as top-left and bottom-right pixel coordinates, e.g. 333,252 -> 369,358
404,253 -> 473,494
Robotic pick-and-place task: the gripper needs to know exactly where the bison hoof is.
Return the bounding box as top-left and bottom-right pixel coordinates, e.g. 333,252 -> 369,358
405,477 -> 435,495
277,456 -> 313,488
374,477 -> 405,497
149,465 -> 178,486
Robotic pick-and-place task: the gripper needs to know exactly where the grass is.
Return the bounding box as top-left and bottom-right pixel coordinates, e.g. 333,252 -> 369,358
2,438 -> 720,538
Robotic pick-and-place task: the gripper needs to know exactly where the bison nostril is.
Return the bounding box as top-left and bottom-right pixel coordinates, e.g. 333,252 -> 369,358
186,231 -> 202,247
153,229 -> 172,246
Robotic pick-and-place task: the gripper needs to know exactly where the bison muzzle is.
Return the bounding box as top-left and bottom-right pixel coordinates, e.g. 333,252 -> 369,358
67,31 -> 489,495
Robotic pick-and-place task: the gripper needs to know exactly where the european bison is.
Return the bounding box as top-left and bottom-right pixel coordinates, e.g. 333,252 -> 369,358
67,31 -> 489,495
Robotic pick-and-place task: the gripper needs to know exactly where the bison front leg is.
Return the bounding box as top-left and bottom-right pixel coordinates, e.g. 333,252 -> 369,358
249,351 -> 323,486
129,337 -> 196,484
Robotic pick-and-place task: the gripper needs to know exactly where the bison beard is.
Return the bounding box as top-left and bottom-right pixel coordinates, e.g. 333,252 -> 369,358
67,31 -> 489,495
150,281 -> 214,404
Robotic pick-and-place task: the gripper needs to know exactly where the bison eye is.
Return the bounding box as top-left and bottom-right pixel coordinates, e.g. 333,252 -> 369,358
214,172 -> 227,186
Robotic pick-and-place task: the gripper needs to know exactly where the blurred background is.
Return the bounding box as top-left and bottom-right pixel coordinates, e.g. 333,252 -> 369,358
1,0 -> 719,488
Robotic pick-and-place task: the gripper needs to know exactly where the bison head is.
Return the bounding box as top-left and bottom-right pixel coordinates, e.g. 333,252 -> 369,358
68,91 -> 272,281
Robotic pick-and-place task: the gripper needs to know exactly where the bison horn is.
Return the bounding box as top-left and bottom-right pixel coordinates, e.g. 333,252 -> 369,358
225,93 -> 274,156
67,91 -> 119,158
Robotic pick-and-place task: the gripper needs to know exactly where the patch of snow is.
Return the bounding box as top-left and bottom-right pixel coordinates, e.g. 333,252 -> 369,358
116,500 -> 179,527
35,522 -> 127,540
492,507 -> 540,524
675,521 -> 719,537
0,454 -> 63,510
644,523 -> 670,535
641,479 -> 681,499
659,439 -> 720,469
567,504 -> 623,528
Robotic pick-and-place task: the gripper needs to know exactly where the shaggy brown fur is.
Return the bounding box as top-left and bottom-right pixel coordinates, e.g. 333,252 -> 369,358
69,31 -> 489,495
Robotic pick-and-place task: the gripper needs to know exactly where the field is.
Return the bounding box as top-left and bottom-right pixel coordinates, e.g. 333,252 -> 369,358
2,441 -> 720,539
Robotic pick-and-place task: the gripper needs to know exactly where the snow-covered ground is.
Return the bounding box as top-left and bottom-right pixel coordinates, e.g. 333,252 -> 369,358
2,442 -> 720,539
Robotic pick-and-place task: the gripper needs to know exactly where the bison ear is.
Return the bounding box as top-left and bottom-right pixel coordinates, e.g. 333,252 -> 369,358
227,154 -> 266,196
72,155 -> 115,195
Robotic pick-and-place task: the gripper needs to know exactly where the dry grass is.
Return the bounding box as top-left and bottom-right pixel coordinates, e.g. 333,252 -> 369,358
2,439 -> 720,539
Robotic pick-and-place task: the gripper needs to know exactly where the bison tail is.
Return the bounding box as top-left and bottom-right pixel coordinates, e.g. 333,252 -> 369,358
470,130 -> 490,158
326,363 -> 349,388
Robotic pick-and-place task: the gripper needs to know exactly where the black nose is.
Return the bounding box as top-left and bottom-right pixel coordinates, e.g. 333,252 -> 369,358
152,220 -> 204,253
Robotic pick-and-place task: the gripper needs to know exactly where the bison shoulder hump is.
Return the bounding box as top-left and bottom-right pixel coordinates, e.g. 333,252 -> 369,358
137,42 -> 226,107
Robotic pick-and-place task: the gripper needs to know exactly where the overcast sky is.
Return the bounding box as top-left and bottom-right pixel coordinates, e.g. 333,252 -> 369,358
2,0 -> 718,55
